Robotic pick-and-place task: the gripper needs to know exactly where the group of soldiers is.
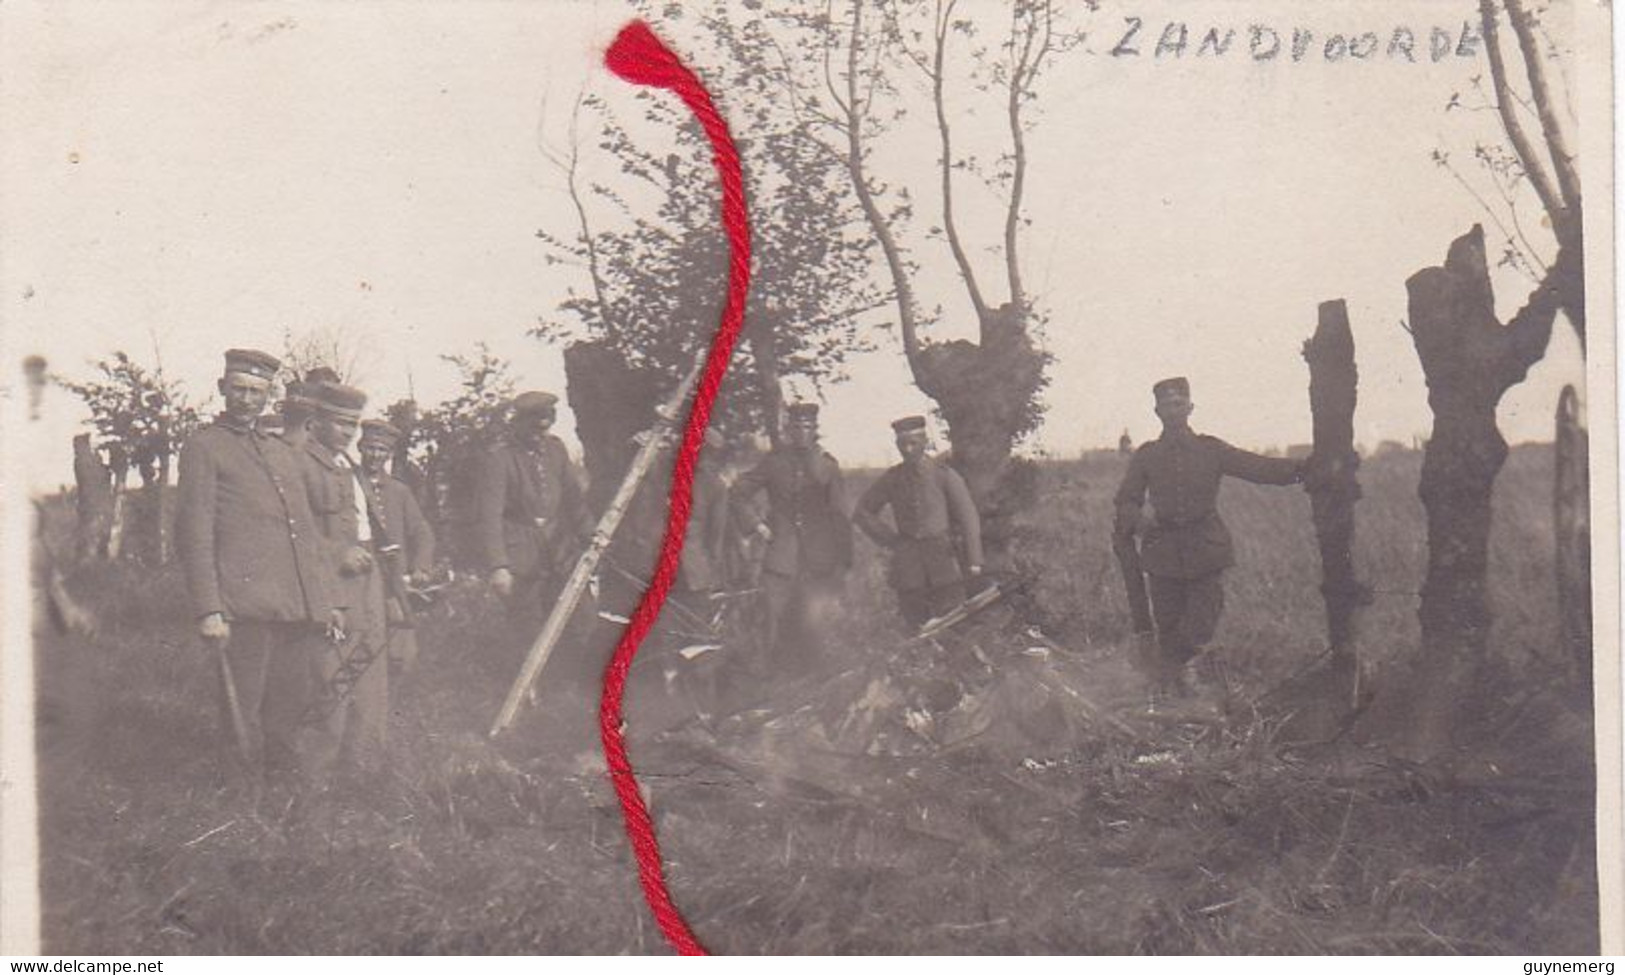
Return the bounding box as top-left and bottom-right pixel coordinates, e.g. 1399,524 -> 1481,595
176,345 -> 1311,790
176,348 -> 997,789
176,350 -> 438,787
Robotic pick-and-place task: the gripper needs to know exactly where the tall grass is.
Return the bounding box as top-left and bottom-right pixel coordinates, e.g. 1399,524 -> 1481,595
34,445 -> 1595,954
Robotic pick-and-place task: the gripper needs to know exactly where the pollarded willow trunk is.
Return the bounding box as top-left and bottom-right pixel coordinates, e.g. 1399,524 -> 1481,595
1416,409 -> 1503,657
914,302 -> 1048,563
1402,224 -> 1566,757
563,340 -> 665,514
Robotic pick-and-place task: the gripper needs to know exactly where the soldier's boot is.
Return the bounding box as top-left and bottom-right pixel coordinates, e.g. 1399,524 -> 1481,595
1155,643 -> 1197,701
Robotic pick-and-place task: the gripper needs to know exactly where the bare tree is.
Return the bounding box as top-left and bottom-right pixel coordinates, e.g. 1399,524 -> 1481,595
280,324 -> 375,386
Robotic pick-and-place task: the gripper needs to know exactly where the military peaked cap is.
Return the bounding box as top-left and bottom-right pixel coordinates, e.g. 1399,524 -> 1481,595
360,419 -> 403,447
512,391 -> 559,416
303,366 -> 342,385
785,403 -> 819,423
1152,376 -> 1191,400
891,415 -> 928,434
312,382 -> 367,419
282,380 -> 319,412
223,348 -> 280,382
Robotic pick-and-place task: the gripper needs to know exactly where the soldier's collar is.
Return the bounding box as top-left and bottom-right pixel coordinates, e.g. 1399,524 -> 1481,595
303,440 -> 342,465
216,412 -> 257,434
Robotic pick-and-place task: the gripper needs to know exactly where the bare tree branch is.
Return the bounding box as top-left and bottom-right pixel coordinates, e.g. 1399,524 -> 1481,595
933,0 -> 990,320
556,88 -> 615,334
840,0 -> 925,369
1504,0 -> 1580,223
1436,153 -> 1547,278
1479,0 -> 1565,230
763,30 -> 845,130
1498,249 -> 1570,391
1002,0 -> 1051,313
822,0 -> 853,118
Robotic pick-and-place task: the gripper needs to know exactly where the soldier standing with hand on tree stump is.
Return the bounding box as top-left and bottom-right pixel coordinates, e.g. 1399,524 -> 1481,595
1113,377 -> 1309,700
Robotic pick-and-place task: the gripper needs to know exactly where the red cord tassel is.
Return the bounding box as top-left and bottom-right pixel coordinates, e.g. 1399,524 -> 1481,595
598,19 -> 752,957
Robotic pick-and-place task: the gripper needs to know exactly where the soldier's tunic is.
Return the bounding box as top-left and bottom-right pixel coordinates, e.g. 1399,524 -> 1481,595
472,434 -> 597,702
473,435 -> 587,610
730,446 -> 852,667
855,456 -> 983,626
614,459 -> 728,597
609,458 -> 731,730
364,470 -> 437,673
175,415 -> 339,780
301,440 -> 391,770
1113,428 -> 1300,671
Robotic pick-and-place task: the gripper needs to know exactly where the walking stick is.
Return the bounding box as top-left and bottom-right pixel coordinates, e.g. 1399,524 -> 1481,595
215,645 -> 254,765
490,356 -> 705,737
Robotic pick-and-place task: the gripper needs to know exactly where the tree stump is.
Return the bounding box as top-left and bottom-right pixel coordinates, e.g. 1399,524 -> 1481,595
1302,299 -> 1366,657
71,434 -> 113,562
1260,301 -> 1369,744
1554,384 -> 1591,691
563,340 -> 666,513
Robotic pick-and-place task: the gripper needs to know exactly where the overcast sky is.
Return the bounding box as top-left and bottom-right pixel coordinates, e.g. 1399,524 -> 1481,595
0,0 -> 1593,485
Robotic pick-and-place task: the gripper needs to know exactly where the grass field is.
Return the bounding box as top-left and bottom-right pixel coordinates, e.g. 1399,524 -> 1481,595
33,445 -> 1598,954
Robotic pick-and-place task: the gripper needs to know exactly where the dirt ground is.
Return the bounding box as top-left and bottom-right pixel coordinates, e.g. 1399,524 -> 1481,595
32,447 -> 1599,954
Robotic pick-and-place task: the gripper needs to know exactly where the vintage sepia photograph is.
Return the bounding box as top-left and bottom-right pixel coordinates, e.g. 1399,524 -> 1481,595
0,0 -> 1616,956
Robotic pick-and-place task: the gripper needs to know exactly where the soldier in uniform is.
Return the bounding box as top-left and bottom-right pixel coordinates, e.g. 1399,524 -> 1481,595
855,416 -> 983,628
357,419 -> 437,676
610,427 -> 729,614
1113,377 -> 1308,696
473,390 -> 595,755
603,428 -> 733,726
175,349 -> 341,787
299,382 -> 392,771
272,379 -> 320,450
474,391 -> 589,619
730,403 -> 852,674
473,389 -> 596,706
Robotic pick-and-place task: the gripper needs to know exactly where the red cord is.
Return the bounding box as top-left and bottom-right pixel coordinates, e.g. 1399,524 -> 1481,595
598,20 -> 751,957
